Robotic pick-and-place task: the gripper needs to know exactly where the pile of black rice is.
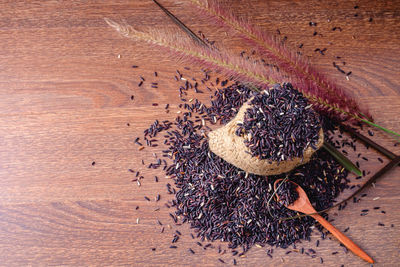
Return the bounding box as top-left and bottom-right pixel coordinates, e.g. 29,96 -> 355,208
276,179 -> 300,207
236,83 -> 322,161
153,82 -> 350,252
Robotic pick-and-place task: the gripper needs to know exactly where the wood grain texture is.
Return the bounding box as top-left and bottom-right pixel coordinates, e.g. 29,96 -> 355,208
0,0 -> 399,266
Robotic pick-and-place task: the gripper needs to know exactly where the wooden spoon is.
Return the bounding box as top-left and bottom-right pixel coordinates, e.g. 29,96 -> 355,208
274,179 -> 374,264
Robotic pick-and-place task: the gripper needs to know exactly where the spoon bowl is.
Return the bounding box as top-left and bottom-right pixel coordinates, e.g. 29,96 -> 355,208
273,179 -> 316,214
273,179 -> 374,264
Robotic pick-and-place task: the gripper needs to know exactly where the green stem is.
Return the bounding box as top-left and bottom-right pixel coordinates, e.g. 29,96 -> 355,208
322,142 -> 362,176
361,119 -> 400,139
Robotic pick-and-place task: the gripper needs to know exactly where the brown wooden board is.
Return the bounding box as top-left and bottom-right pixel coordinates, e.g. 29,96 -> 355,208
0,1 -> 399,266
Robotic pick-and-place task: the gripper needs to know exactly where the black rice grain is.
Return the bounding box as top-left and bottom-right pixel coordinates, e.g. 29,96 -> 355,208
172,235 -> 179,243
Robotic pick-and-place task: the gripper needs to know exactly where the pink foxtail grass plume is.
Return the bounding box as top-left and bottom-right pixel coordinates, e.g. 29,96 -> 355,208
188,0 -> 371,123
105,18 -> 284,90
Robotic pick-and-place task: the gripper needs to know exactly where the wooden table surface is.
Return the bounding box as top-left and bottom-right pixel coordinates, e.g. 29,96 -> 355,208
0,0 -> 399,266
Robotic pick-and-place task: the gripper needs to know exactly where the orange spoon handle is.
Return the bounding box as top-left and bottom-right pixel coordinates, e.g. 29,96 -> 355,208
311,214 -> 374,264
